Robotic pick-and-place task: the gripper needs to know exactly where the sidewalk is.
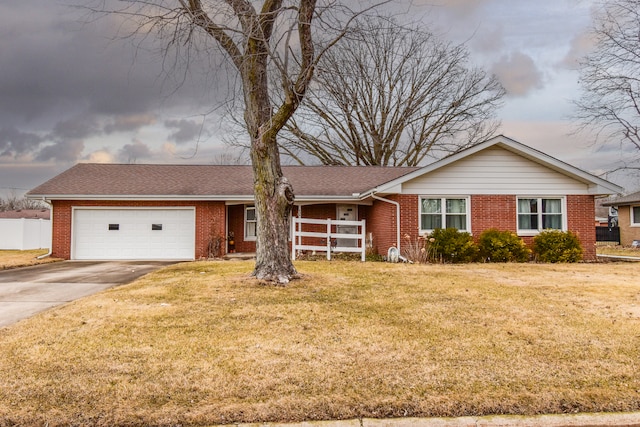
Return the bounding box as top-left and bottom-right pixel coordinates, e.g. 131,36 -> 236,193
227,412 -> 640,427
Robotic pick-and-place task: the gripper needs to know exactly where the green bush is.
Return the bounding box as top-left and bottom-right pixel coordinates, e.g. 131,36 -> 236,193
427,228 -> 479,263
532,230 -> 583,263
477,229 -> 530,262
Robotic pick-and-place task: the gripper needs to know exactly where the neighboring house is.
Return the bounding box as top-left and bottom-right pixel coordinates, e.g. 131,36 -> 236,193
0,209 -> 52,250
26,135 -> 622,261
0,209 -> 50,220
602,190 -> 640,246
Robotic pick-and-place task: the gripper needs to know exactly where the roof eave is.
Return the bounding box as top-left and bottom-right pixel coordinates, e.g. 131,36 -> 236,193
26,193 -> 367,204
26,194 -> 244,201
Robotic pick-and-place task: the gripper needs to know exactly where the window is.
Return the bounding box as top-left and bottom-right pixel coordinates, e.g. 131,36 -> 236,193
632,206 -> 640,226
108,224 -> 119,231
151,224 -> 163,231
245,206 -> 257,240
517,197 -> 564,233
420,197 -> 468,232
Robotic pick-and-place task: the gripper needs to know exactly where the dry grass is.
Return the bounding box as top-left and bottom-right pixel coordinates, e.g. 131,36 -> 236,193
0,261 -> 639,426
597,245 -> 640,258
0,249 -> 60,270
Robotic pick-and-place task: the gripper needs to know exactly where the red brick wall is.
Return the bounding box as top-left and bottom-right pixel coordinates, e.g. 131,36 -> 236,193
471,195 -> 517,233
567,195 -> 596,260
383,194 -> 596,261
51,200 -> 226,259
52,194 -> 597,261
227,204 -> 256,253
366,198 -> 398,254
398,194 -> 419,244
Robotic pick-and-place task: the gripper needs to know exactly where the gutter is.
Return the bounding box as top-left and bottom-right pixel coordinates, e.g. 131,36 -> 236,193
370,192 -> 401,254
36,198 -> 53,259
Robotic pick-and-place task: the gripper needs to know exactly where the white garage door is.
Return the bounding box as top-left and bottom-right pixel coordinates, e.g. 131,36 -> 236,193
73,208 -> 195,260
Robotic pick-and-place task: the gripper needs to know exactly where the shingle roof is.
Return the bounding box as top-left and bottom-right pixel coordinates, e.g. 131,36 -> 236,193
602,190 -> 640,206
0,209 -> 50,219
27,164 -> 419,199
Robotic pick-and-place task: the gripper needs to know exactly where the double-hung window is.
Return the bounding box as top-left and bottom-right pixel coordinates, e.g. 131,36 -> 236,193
420,197 -> 469,233
631,206 -> 640,226
517,197 -> 564,234
245,205 -> 257,240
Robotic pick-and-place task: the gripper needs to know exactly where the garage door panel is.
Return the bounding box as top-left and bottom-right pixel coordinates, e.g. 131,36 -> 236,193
73,208 -> 195,260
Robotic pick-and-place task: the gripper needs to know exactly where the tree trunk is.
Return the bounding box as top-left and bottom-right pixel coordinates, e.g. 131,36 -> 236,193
250,133 -> 297,284
242,33 -> 298,284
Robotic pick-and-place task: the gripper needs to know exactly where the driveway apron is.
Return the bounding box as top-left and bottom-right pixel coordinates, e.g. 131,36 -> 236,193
0,261 -> 175,328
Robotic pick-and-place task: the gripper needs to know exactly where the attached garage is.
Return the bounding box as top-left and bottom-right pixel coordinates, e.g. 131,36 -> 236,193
72,207 -> 195,260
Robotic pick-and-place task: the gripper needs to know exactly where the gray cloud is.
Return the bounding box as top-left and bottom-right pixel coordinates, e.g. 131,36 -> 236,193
560,31 -> 595,70
490,52 -> 544,97
104,114 -> 158,134
51,115 -> 100,141
118,140 -> 152,163
0,127 -> 44,158
470,26 -> 505,54
165,119 -> 204,144
36,139 -> 84,163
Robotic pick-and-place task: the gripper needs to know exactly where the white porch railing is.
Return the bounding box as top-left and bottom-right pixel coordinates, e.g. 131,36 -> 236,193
291,217 -> 366,261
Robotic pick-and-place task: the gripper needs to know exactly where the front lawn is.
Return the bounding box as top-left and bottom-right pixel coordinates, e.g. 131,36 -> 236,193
0,249 -> 60,270
0,261 -> 638,426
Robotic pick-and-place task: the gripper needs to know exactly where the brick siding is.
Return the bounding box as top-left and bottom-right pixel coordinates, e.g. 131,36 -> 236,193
618,206 -> 640,246
379,194 -> 596,261
52,194 -> 598,261
567,195 -> 596,260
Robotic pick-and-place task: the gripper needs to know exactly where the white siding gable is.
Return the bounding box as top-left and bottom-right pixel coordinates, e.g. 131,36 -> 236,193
401,147 -> 591,195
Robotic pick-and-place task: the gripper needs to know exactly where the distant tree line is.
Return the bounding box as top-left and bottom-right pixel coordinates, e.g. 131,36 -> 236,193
0,194 -> 47,211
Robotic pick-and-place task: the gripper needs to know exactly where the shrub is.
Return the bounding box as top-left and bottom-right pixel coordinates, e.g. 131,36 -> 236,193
532,230 -> 583,263
427,228 -> 479,263
477,229 -> 530,262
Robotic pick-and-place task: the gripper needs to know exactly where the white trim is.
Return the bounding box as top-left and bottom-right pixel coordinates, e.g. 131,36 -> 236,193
419,196 -> 471,234
516,196 -> 567,236
244,205 -> 257,241
630,205 -> 640,227
29,194 -> 367,204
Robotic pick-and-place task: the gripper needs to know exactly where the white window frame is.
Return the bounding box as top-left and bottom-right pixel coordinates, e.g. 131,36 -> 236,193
419,196 -> 471,234
631,205 -> 640,227
516,196 -> 567,236
244,205 -> 257,241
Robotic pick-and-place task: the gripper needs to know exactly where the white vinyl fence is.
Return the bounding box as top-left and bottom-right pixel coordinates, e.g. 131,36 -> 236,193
0,218 -> 51,250
292,217 -> 366,261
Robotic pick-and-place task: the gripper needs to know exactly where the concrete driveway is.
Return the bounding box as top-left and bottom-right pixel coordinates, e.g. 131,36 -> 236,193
0,261 -> 176,328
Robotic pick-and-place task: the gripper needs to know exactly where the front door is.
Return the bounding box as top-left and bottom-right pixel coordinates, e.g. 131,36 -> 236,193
336,204 -> 358,247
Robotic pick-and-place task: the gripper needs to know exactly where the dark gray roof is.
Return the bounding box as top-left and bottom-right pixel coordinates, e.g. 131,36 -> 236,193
602,190 -> 640,206
27,164 -> 419,199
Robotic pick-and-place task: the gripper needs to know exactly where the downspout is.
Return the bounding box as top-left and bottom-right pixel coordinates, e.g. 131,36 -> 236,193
37,198 -> 53,259
371,193 -> 401,255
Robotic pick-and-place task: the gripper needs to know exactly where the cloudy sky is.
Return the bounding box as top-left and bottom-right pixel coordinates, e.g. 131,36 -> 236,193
0,0 -> 636,198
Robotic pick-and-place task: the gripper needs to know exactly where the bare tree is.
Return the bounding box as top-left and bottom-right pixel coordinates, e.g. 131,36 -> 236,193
574,0 -> 640,170
280,17 -> 505,166
0,192 -> 47,211
85,0 -> 385,283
